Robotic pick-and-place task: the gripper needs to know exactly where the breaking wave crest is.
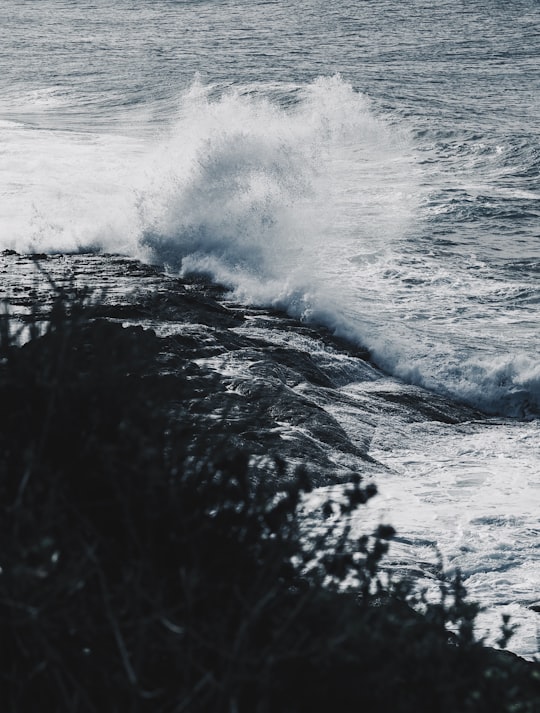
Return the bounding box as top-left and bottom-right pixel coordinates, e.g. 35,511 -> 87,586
2,76 -> 538,417
138,76 -> 415,274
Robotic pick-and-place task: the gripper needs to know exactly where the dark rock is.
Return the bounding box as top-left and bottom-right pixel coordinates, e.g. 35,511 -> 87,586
0,251 -> 485,487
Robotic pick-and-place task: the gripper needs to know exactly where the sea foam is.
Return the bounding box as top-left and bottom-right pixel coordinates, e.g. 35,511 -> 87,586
2,76 -> 538,417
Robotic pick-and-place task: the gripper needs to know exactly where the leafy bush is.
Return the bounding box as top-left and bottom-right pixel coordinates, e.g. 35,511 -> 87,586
0,294 -> 538,712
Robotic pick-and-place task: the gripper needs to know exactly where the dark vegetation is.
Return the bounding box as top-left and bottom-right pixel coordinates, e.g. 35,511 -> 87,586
0,290 -> 539,712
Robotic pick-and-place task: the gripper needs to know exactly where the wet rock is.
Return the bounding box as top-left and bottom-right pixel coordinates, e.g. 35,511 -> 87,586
0,251 -> 484,488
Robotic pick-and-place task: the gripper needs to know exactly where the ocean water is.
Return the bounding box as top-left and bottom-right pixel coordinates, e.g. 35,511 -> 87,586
1,0 -> 538,656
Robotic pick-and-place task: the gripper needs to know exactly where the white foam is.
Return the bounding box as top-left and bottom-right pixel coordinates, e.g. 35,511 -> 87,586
0,123 -> 145,254
137,76 -> 417,277
2,76 -> 539,416
365,330 -> 540,418
345,413 -> 540,659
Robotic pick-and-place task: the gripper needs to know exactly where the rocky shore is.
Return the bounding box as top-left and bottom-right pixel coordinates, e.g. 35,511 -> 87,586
2,249 -> 540,711
0,249 -> 483,489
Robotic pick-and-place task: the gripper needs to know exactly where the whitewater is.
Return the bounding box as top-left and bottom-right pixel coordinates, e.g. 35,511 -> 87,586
1,0 -> 539,657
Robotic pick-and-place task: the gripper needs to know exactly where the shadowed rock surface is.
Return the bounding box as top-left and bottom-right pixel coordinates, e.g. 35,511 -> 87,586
0,250 -> 484,488
2,249 -> 540,713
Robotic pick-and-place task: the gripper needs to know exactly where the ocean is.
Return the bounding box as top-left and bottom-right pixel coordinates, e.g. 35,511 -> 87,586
1,0 -> 539,657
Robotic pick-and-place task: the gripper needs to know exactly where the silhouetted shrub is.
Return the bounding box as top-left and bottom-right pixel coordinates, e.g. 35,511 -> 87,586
0,293 -> 539,712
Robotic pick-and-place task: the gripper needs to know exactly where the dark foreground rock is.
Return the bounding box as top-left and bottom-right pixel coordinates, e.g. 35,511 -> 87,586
1,251 -> 539,712
0,251 -> 484,488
